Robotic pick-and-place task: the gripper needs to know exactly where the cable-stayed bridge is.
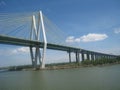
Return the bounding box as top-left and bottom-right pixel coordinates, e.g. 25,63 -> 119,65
0,11 -> 118,69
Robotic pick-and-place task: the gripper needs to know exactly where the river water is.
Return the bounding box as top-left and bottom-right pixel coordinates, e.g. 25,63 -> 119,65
0,64 -> 120,90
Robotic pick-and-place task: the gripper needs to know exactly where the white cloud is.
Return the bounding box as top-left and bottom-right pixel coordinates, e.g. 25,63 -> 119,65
0,47 -> 30,56
75,38 -> 81,42
0,47 -> 38,56
80,33 -> 108,42
12,47 -> 29,54
66,36 -> 75,43
66,33 -> 108,43
114,28 -> 120,34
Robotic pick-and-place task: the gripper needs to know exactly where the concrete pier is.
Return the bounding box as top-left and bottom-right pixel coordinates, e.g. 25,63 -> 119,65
81,52 -> 85,61
91,53 -> 94,60
68,51 -> 71,63
75,51 -> 80,63
86,52 -> 90,60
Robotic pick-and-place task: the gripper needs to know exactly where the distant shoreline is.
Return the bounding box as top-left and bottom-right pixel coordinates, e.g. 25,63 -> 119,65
1,57 -> 120,71
6,62 -> 120,71
44,62 -> 120,70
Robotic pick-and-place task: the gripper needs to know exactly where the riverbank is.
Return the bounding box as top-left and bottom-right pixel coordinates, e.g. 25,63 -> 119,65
2,57 -> 120,71
45,62 -> 120,70
7,61 -> 120,71
26,57 -> 120,70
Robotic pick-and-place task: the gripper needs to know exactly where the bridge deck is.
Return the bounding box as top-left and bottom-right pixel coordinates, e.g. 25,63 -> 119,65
0,35 -> 117,57
0,35 -> 80,52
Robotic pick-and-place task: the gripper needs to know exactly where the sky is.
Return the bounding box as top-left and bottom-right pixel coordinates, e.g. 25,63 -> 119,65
0,0 -> 120,67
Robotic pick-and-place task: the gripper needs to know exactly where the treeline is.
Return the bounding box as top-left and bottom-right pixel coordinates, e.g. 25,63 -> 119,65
5,56 -> 120,71
81,57 -> 120,65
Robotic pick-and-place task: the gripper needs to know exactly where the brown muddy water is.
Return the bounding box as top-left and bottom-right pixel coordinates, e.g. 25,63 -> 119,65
0,64 -> 120,90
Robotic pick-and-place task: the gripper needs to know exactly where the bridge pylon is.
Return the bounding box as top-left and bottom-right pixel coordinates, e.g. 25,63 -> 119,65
30,11 -> 47,69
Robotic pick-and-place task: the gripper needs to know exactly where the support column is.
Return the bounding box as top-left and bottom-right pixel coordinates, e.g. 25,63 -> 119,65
91,53 -> 94,60
97,54 -> 100,59
78,52 -> 80,63
95,54 -> 98,60
40,11 -> 47,69
29,46 -> 41,68
100,54 -> 103,59
101,54 -> 104,59
30,46 -> 35,67
75,51 -> 80,63
107,55 -> 110,59
30,11 -> 47,69
76,52 -> 78,63
81,52 -> 85,61
87,53 -> 90,60
68,51 -> 71,63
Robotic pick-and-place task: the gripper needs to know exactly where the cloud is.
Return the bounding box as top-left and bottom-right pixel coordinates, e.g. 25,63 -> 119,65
114,28 -> 120,34
66,33 -> 108,43
0,47 -> 30,56
0,47 -> 38,56
12,47 -> 29,54
66,36 -> 75,43
80,33 -> 108,42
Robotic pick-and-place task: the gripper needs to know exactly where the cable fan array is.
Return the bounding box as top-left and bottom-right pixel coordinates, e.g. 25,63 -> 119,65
0,12 -> 75,47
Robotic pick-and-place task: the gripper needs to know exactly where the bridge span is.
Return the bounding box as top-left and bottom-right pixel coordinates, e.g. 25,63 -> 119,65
0,11 -> 119,69
0,35 -> 118,68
